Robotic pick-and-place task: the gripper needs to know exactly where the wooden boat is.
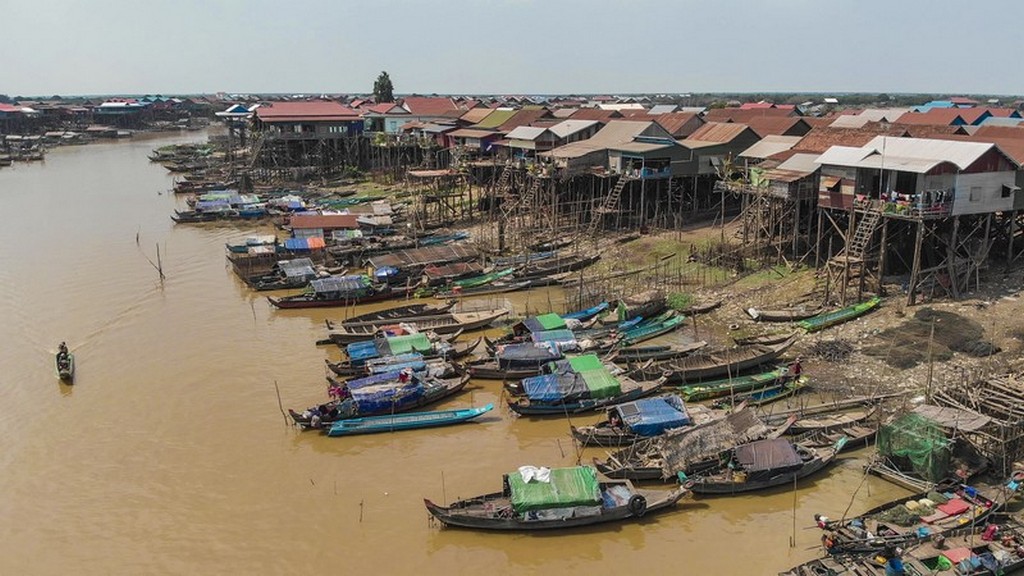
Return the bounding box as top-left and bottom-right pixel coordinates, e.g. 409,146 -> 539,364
617,312 -> 685,347
637,337 -> 798,384
423,465 -> 689,531
571,396 -> 721,448
328,302 -> 455,328
325,403 -> 493,437
781,519 -> 1024,576
593,405 -> 796,481
288,372 -> 471,430
267,276 -> 394,309
326,309 -> 509,344
326,336 -> 480,376
710,377 -> 807,409
798,295 -> 882,333
225,235 -> 278,254
792,425 -> 876,452
786,405 -> 880,434
732,330 -> 799,347
746,304 -> 825,322
678,299 -> 723,315
55,349 -> 74,381
815,478 -> 1018,555
561,301 -> 610,323
508,377 -> 666,416
246,257 -> 320,291
433,280 -> 531,300
514,254 -> 602,286
676,365 -> 792,402
687,437 -> 844,494
613,341 -> 708,363
490,250 -> 557,268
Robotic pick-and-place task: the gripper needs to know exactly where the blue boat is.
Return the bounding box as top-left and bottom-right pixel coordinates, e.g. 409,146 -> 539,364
325,403 -> 493,436
561,301 -> 609,322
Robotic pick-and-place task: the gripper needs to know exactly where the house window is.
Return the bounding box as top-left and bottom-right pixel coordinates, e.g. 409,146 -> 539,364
969,187 -> 982,202
1002,184 -> 1016,198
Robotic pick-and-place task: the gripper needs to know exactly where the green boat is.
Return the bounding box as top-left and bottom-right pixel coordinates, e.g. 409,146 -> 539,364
619,312 -> 684,347
676,366 -> 791,402
797,296 -> 881,333
451,267 -> 516,289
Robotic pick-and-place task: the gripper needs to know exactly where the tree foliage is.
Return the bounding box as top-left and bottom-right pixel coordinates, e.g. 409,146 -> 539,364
373,71 -> 394,103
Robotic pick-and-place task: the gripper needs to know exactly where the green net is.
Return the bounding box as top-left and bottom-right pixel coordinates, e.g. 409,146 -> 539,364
877,413 -> 952,483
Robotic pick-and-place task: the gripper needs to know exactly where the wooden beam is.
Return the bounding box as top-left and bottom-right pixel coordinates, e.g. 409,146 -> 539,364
907,219 -> 925,306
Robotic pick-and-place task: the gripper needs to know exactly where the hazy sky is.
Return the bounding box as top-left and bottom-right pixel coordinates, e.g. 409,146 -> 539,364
2,0 -> 1022,97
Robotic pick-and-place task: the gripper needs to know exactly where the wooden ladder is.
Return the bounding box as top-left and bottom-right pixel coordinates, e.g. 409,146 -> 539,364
588,175 -> 631,233
846,210 -> 882,259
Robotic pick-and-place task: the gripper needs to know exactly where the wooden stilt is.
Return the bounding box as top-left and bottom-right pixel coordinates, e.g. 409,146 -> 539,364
878,218 -> 889,296
907,219 -> 925,306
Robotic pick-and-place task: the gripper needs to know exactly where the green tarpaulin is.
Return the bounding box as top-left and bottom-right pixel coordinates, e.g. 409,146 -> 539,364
386,333 -> 432,355
567,354 -> 603,372
508,466 -> 602,513
579,368 -> 621,399
535,313 -> 567,331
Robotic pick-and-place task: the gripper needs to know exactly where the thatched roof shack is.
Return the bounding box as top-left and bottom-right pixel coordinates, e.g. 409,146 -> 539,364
657,407 -> 770,479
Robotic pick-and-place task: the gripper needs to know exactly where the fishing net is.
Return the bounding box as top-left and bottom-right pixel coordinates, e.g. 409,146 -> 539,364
877,413 -> 952,483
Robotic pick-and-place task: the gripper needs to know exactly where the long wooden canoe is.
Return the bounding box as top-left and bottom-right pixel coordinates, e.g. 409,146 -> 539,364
746,305 -> 824,322
797,296 -> 881,333
638,336 -> 798,384
327,309 -> 509,344
326,403 -> 493,436
676,365 -> 791,402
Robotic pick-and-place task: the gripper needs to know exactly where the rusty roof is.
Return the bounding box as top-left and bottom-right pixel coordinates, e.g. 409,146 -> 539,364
459,108 -> 493,124
568,108 -> 623,122
746,117 -> 810,138
894,108 -> 968,126
686,122 -> 754,144
255,101 -> 359,122
901,124 -> 968,139
793,126 -> 902,154
448,128 -> 500,139
497,109 -> 551,132
401,96 -> 458,116
974,125 -> 1024,139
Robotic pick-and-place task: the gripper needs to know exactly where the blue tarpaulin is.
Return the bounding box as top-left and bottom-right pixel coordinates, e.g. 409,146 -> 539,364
530,329 -> 578,352
497,342 -> 561,368
522,373 -> 590,403
351,380 -> 424,414
347,340 -> 382,363
619,396 -> 690,437
345,371 -> 404,390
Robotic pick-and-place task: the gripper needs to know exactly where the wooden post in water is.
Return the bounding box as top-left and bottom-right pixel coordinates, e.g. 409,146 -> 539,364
155,243 -> 165,281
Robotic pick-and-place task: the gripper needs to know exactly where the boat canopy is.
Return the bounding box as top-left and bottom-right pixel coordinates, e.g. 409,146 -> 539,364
618,396 -> 690,437
734,438 -> 803,473
530,329 -> 578,352
496,342 -> 561,367
522,365 -> 621,402
385,333 -> 432,355
276,258 -> 315,278
346,333 -> 432,362
522,313 -> 567,333
351,380 -> 424,414
345,370 -> 405,390
311,275 -> 371,294
507,465 -> 601,514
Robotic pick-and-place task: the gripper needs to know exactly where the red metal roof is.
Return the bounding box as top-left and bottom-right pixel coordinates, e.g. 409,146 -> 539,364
288,214 -> 360,230
497,109 -> 550,132
949,97 -> 979,105
893,109 -> 967,126
793,126 -> 899,154
401,96 -> 458,116
0,103 -> 21,113
974,125 -> 1024,139
739,102 -> 777,110
364,103 -> 404,115
256,101 -> 359,122
568,108 -> 622,122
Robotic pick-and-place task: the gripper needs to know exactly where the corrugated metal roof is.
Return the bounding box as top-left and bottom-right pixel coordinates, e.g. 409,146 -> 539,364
549,119 -> 598,138
551,108 -> 578,118
746,117 -> 809,138
794,126 -> 896,154
544,121 -> 669,159
894,108 -> 968,126
401,96 -> 458,117
505,126 -> 550,141
256,101 -> 359,122
610,141 -> 677,153
459,108 -> 493,124
448,128 -> 499,139
568,108 -> 622,122
497,109 -> 550,132
687,122 -> 753,144
979,117 -> 1024,127
816,136 -> 1005,173
473,109 -> 518,129
648,104 -> 678,115
739,135 -> 802,159
704,108 -> 794,123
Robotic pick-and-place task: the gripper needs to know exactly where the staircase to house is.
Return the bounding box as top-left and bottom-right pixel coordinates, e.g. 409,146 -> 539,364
587,175 -> 632,233
845,210 -> 882,259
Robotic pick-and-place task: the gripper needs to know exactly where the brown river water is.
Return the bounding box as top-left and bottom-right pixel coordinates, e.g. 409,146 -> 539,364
0,133 -> 912,575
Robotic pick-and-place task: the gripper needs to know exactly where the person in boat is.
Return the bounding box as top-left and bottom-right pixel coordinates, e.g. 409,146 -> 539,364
58,342 -> 69,358
608,412 -> 624,430
789,357 -> 803,379
398,368 -> 412,384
